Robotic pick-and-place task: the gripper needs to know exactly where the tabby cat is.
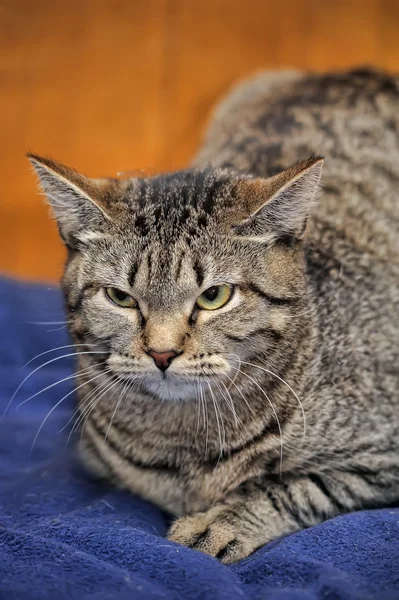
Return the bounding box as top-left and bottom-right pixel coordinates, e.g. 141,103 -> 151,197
29,68 -> 399,563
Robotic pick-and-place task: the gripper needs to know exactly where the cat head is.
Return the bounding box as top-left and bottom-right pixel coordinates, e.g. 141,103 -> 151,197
28,153 -> 322,401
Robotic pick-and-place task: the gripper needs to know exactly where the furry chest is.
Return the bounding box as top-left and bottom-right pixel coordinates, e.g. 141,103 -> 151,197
81,416 -> 268,516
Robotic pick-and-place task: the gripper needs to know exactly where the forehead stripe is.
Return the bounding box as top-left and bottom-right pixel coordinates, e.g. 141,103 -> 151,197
128,263 -> 138,287
193,261 -> 204,288
174,252 -> 185,282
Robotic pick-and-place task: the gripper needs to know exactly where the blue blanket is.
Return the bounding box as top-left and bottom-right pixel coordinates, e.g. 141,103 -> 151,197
0,276 -> 398,600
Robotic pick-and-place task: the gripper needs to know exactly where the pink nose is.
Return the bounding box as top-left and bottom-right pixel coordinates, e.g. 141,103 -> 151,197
147,349 -> 179,372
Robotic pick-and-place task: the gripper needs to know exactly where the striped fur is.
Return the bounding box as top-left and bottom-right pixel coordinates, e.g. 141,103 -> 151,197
30,68 -> 399,563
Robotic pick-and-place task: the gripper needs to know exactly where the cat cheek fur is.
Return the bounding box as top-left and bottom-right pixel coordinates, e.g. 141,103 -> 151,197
28,68 -> 399,562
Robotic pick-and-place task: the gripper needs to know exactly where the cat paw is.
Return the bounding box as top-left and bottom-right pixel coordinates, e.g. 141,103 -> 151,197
168,505 -> 261,564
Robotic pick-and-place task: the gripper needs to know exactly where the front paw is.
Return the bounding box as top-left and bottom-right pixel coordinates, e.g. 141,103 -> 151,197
168,505 -> 261,564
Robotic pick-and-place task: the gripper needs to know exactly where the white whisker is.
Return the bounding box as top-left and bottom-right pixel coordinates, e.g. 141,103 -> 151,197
23,344 -> 98,369
215,380 -> 240,428
16,364 -> 103,410
26,321 -> 67,325
235,356 -> 306,444
206,381 -> 225,463
30,368 -> 113,453
46,325 -> 68,333
4,351 -> 108,418
224,370 -> 256,418
104,377 -> 131,441
230,364 -> 283,477
200,383 -> 209,458
58,367 -> 114,433
69,374 -> 120,444
222,374 -> 256,447
2,352 -> 108,420
282,288 -> 337,320
121,377 -> 139,411
226,353 -> 241,391
195,379 -> 201,435
68,382 -> 118,447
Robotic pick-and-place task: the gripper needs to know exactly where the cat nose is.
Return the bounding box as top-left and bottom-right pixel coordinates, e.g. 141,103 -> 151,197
146,349 -> 180,372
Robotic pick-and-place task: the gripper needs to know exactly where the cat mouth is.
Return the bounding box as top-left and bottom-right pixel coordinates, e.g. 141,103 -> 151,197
109,352 -> 229,382
108,354 -> 230,400
141,376 -> 204,401
113,370 -> 217,401
117,369 -> 214,379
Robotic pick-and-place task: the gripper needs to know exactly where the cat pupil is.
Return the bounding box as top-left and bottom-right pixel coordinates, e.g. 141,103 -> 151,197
116,289 -> 127,301
204,286 -> 219,301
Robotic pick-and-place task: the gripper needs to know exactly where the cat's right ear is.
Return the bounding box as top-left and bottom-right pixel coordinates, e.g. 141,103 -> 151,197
27,153 -> 113,248
232,157 -> 323,244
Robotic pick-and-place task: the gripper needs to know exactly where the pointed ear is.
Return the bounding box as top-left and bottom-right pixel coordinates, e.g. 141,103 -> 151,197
27,153 -> 113,247
233,157 -> 323,243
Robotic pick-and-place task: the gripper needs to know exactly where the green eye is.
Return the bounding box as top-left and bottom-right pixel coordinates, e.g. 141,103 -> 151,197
105,287 -> 137,308
196,284 -> 233,311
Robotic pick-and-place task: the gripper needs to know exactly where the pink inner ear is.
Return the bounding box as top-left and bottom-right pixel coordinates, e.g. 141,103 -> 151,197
232,157 -> 323,240
28,152 -> 127,224
28,154 -> 120,249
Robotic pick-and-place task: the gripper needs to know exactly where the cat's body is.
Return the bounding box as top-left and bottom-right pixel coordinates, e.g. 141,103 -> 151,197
30,68 -> 399,563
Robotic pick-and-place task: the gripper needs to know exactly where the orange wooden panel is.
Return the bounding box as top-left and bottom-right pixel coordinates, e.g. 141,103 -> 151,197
0,0 -> 398,282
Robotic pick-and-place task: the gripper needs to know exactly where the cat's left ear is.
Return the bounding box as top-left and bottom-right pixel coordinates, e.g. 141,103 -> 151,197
233,157 -> 323,243
27,153 -> 114,248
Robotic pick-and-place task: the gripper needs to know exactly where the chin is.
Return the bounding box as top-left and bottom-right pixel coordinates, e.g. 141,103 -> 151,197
142,376 -> 201,401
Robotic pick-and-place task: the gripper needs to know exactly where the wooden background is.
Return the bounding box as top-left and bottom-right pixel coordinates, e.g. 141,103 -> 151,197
1,0 -> 398,282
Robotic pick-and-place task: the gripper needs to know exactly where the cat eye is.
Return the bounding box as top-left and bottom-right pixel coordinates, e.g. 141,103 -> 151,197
196,284 -> 233,311
105,287 -> 137,308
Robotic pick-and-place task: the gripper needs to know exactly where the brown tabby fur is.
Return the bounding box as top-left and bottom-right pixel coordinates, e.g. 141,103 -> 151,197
29,68 -> 399,563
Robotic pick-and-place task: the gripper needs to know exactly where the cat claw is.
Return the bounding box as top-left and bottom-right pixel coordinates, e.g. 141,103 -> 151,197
168,506 -> 259,564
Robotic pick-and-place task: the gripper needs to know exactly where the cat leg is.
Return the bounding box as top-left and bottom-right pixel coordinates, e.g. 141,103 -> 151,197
168,469 -> 396,563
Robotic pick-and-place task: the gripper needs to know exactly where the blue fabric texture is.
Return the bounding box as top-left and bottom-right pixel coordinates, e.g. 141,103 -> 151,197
0,275 -> 398,600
